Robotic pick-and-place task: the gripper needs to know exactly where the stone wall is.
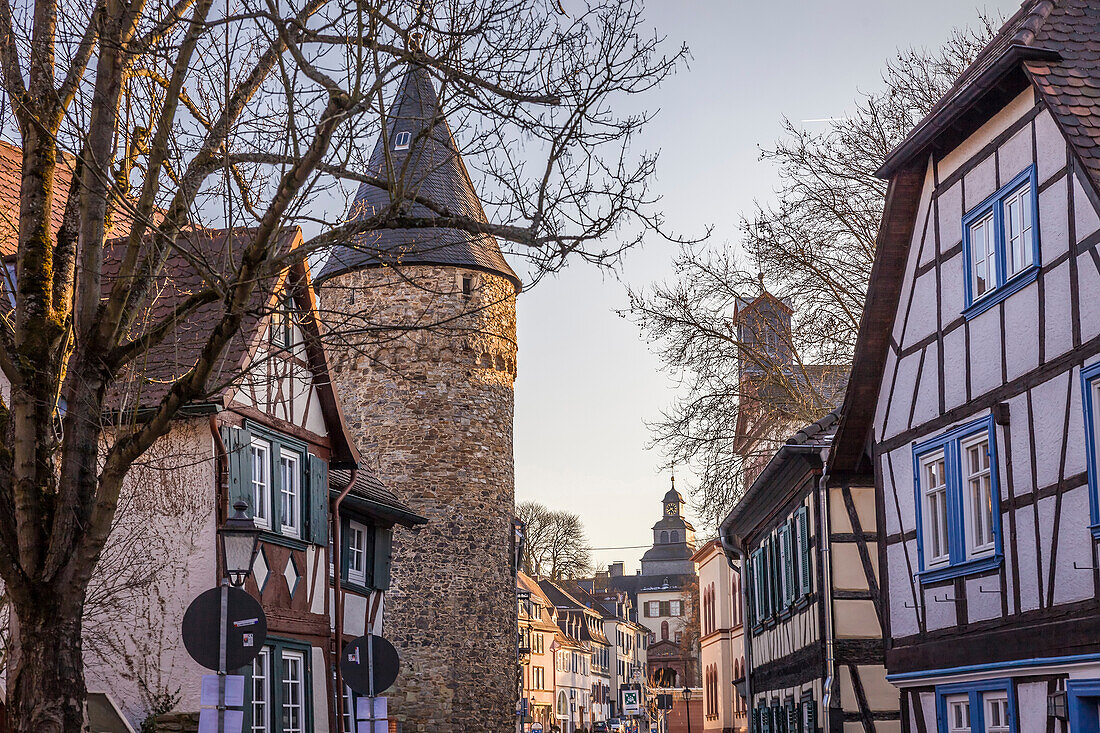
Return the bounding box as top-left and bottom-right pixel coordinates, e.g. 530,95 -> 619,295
319,264 -> 518,732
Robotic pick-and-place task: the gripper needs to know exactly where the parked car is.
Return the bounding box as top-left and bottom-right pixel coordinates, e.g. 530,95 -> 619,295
592,723 -> 608,732
606,719 -> 624,732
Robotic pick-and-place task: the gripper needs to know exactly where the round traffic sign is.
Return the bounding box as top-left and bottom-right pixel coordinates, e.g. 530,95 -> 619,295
182,586 -> 267,671
339,634 -> 400,696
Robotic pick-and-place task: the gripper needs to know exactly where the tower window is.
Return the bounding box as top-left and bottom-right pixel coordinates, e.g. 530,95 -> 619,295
462,275 -> 473,297
394,131 -> 411,150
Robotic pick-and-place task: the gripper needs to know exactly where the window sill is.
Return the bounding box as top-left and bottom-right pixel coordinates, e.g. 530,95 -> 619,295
963,266 -> 1038,320
919,554 -> 1002,583
260,531 -> 309,552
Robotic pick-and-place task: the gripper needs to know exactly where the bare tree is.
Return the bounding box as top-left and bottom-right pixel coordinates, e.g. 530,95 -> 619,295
516,500 -> 591,580
630,18 -> 999,526
0,0 -> 686,728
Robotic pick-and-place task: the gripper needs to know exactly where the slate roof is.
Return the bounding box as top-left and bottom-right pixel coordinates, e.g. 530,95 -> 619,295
315,64 -> 520,290
330,468 -> 425,528
720,410 -> 839,540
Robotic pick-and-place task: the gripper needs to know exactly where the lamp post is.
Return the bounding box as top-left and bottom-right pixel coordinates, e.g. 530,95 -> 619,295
681,686 -> 692,733
215,501 -> 261,732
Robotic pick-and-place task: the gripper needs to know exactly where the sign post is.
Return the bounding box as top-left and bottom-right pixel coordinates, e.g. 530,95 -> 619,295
183,585 -> 267,733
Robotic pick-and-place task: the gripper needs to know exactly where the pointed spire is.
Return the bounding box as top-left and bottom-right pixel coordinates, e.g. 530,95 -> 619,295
317,64 -> 520,290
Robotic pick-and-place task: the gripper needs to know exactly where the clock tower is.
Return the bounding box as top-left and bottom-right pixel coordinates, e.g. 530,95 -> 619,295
640,478 -> 697,576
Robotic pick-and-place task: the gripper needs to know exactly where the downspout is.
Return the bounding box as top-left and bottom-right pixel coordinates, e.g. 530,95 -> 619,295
210,416 -> 228,585
818,469 -> 837,733
331,468 -> 358,731
718,533 -> 750,727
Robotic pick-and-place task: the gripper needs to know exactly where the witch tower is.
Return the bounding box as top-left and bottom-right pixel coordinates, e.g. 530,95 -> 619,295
314,63 -> 520,732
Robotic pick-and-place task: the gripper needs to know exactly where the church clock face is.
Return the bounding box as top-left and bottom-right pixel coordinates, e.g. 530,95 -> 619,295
665,504 -> 677,515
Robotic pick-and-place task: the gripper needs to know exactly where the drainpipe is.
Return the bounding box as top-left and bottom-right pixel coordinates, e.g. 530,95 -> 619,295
331,468 -> 359,731
718,533 -> 751,728
210,416 -> 228,585
818,469 -> 837,733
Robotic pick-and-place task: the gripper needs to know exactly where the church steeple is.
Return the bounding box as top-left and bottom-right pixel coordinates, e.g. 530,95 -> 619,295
640,476 -> 697,576
315,63 -> 520,290
663,475 -> 684,518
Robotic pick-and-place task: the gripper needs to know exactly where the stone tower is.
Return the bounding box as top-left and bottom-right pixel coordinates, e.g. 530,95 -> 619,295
314,63 -> 520,732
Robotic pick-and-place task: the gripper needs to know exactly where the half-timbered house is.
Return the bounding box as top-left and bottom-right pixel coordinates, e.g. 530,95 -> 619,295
0,173 -> 426,729
829,2 -> 1100,730
720,412 -> 899,732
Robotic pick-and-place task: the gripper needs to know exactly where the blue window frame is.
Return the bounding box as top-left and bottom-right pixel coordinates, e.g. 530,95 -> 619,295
935,679 -> 1015,733
913,415 -> 1003,583
1080,361 -> 1100,538
962,166 -> 1039,319
1067,679 -> 1100,733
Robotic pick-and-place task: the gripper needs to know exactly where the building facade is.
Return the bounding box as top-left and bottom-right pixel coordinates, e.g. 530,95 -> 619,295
315,62 -> 521,732
829,2 -> 1100,730
519,573 -> 563,731
721,413 -> 898,732
694,540 -> 747,733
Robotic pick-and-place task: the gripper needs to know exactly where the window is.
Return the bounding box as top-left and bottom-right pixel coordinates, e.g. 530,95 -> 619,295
532,632 -> 544,655
661,621 -> 669,641
532,666 -> 546,690
674,631 -> 682,644
962,166 -> 1039,317
394,130 -> 411,150
251,439 -> 272,530
935,680 -> 1015,733
660,531 -> 668,544
913,416 -> 1002,582
921,450 -> 950,567
280,651 -> 304,733
346,521 -> 366,585
269,291 -> 293,347
749,508 -> 812,632
246,643 -> 312,733
670,600 -> 682,617
251,649 -> 270,732
985,694 -> 1010,733
1079,362 -> 1100,537
228,424 -> 323,546
279,450 -> 301,538
461,275 -> 473,297
670,531 -> 679,543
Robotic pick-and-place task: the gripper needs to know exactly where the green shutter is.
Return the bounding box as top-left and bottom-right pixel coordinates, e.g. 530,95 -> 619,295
805,698 -> 817,733
372,526 -> 393,590
786,700 -> 797,732
224,426 -> 253,513
783,523 -> 795,608
798,507 -> 812,596
307,454 -> 329,546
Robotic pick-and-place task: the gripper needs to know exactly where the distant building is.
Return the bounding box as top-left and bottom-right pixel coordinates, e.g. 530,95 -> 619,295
584,588 -> 650,718
518,572 -> 564,731
693,540 -> 747,733
583,482 -> 700,689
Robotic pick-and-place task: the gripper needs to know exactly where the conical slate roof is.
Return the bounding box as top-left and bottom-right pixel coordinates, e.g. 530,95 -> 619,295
316,64 -> 520,290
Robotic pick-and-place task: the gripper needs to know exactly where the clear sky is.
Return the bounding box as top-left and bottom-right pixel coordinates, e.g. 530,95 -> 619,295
512,0 -> 1022,574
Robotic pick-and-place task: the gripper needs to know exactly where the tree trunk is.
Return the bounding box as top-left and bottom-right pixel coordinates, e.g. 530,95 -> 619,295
7,586 -> 87,732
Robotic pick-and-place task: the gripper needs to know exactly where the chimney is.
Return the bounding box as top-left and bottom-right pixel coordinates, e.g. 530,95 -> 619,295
609,561 -> 624,577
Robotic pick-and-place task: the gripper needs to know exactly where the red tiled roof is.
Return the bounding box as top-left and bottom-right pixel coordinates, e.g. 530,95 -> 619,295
0,140 -> 76,257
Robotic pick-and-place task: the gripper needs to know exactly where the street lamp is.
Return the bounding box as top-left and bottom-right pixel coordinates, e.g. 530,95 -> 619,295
219,500 -> 261,586
681,686 -> 692,733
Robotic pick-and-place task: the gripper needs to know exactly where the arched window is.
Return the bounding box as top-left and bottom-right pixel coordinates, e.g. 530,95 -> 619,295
660,530 -> 668,543
661,620 -> 669,640
670,530 -> 679,543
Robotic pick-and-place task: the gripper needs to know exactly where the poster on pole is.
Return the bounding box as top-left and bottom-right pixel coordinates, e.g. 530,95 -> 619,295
622,688 -> 641,716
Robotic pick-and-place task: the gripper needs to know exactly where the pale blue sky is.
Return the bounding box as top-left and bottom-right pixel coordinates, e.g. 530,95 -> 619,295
512,0 -> 1021,573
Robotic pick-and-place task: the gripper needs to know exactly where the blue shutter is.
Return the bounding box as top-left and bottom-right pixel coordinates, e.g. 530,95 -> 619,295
372,526 -> 393,590
307,454 -> 329,545
223,426 -> 253,513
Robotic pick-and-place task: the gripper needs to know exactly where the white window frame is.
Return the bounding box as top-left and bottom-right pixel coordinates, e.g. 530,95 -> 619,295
984,693 -> 1009,733
250,439 -> 272,530
961,434 -> 995,558
394,130 -> 411,150
280,650 -> 305,733
251,648 -> 270,732
346,520 -> 367,585
670,599 -> 682,617
279,449 -> 301,538
1003,182 -> 1033,278
921,450 -> 950,567
968,211 -> 997,301
946,694 -> 971,733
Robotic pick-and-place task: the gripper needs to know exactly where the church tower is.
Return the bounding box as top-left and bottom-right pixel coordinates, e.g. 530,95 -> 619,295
314,63 -> 520,732
639,479 -> 697,577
